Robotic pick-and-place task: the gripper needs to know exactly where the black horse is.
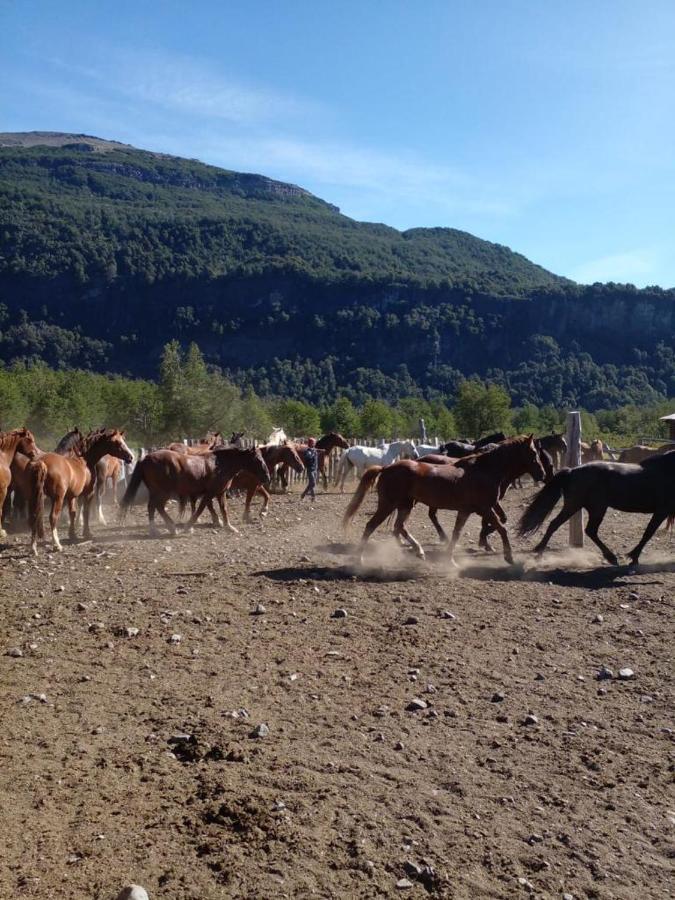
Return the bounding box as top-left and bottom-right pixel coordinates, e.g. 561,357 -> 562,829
440,431 -> 507,458
519,450 -> 675,565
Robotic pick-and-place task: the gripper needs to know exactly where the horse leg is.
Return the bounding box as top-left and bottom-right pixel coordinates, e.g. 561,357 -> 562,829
216,494 -> 239,534
0,482 -> 8,537
582,506 -> 619,565
626,512 -> 667,565
82,494 -> 94,540
243,487 -> 255,523
484,508 -> 515,565
258,485 -> 270,518
156,500 -> 177,536
479,517 -> 496,552
447,511 -> 470,567
206,499 -> 221,527
147,499 -> 160,537
428,507 -> 449,543
320,459 -> 328,492
532,502 -> 578,555
68,497 -> 78,542
358,502 -> 396,563
394,504 -> 425,559
50,494 -> 65,551
96,482 -> 106,526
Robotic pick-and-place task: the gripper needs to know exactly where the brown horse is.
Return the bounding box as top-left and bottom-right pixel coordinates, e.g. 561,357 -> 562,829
418,444 -> 554,550
276,432 -> 349,491
7,428 -> 84,526
120,446 -> 269,536
344,436 -> 545,566
0,428 -> 40,536
93,455 -> 129,524
581,439 -> 604,463
231,444 -> 304,522
28,429 -> 134,554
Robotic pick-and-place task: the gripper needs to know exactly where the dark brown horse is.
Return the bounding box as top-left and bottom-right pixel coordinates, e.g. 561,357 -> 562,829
231,444 -> 304,522
120,446 -> 269,536
28,429 -> 134,554
344,436 -> 545,565
0,428 -> 40,537
537,432 -> 567,470
419,444 -> 554,550
519,450 -> 675,565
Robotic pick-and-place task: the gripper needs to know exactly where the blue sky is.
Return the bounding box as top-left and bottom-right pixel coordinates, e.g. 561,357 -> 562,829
2,0 -> 675,287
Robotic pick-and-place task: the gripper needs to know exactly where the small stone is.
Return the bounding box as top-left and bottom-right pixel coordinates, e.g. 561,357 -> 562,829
168,633 -> 182,644
402,616 -> 418,625
425,683 -> 437,694
534,673 -> 545,681
563,894 -> 575,900
406,698 -> 428,712
527,833 -> 544,844
394,741 -> 405,751
250,722 -> 270,739
517,877 -> 534,892
592,614 -> 604,624
331,608 -> 348,619
522,714 -> 538,726
628,591 -> 639,601
88,622 -> 105,633
396,878 -> 414,889
123,627 -> 140,638
439,610 -> 456,620
116,887 -> 150,900
6,647 -> 23,658
596,666 -> 614,681
403,861 -> 423,877
618,667 -> 635,680
55,585 -> 65,593
76,602 -> 87,611
491,691 -> 506,703
251,603 -> 266,615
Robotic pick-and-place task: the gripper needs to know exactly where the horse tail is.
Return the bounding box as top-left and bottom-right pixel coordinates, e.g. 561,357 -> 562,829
518,469 -> 570,537
343,466 -> 383,530
119,461 -> 145,520
28,459 -> 47,544
666,515 -> 675,531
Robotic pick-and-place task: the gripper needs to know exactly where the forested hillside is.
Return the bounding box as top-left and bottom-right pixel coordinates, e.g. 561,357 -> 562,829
1,132 -> 674,408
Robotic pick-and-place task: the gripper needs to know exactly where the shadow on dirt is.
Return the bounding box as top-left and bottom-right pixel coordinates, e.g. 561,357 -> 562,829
256,541 -> 675,588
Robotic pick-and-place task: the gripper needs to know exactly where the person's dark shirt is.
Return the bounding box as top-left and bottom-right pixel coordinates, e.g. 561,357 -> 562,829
303,447 -> 318,474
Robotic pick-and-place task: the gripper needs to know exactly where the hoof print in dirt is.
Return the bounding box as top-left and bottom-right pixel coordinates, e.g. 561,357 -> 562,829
167,733 -> 227,764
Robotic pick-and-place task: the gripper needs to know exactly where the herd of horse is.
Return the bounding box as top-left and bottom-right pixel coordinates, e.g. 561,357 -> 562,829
0,423 -> 673,568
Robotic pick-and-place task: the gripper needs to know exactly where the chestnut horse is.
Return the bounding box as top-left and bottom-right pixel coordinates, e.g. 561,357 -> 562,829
419,444 -> 553,550
581,439 -> 603,463
120,446 -> 269,536
230,444 -> 304,522
7,428 -> 84,525
344,436 -> 545,566
0,428 -> 40,536
28,429 -> 134,554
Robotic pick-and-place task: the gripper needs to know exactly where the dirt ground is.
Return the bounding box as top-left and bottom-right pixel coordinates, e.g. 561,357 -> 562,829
0,480 -> 673,900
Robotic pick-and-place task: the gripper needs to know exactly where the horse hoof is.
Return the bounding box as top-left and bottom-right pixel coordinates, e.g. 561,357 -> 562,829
0,528 -> 7,539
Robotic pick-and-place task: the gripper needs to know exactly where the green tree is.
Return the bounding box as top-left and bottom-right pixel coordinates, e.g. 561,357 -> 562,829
453,380 -> 512,438
320,397 -> 360,436
359,399 -> 393,438
275,399 -> 321,437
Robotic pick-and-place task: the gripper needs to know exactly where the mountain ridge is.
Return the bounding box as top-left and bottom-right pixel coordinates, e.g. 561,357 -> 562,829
0,132 -> 673,409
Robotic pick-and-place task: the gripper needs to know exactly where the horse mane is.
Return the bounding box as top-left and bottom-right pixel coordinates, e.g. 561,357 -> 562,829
0,427 -> 29,450
454,435 -> 532,469
54,428 -> 84,454
79,428 -> 119,456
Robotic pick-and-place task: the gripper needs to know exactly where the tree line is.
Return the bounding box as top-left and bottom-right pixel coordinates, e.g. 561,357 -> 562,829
0,341 -> 671,450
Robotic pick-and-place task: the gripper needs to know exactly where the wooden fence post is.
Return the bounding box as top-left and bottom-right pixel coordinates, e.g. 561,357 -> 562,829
566,411 -> 584,547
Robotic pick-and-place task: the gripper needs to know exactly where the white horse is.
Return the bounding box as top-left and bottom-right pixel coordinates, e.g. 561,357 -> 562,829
415,443 -> 443,457
335,440 -> 419,492
267,427 -> 288,446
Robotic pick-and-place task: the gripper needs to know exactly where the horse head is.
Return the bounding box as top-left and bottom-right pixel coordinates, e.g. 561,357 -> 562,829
15,427 -> 39,460
95,429 -> 134,464
281,444 -> 305,473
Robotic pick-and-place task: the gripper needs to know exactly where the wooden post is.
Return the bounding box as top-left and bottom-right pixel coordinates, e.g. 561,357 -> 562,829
566,411 -> 584,547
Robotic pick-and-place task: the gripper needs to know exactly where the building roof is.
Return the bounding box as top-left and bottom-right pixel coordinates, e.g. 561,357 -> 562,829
660,413 -> 675,422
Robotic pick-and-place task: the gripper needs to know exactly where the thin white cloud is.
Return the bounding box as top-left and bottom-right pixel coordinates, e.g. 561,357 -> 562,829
48,49 -> 319,125
570,248 -> 659,285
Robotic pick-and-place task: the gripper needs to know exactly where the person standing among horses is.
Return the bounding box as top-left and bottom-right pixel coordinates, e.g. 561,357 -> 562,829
301,437 -> 319,502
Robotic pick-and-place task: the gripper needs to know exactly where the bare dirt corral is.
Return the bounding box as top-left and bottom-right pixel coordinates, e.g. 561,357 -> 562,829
1,485 -> 673,900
